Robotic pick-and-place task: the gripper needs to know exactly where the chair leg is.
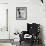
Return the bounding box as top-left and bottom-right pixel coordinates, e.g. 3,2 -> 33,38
20,41 -> 21,45
30,39 -> 34,46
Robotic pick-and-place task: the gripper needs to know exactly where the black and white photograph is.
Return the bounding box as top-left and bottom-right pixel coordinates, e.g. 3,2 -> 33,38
0,0 -> 46,46
16,7 -> 27,20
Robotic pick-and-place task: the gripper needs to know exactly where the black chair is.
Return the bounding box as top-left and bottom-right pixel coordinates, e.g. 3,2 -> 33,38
27,23 -> 40,43
19,23 -> 40,46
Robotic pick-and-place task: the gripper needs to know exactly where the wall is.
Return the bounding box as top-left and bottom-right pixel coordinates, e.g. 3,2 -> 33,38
0,0 -> 12,46
0,0 -> 12,45
0,0 -> 8,3
43,1 -> 46,46
9,0 -> 46,46
9,0 -> 44,32
0,2 -> 9,39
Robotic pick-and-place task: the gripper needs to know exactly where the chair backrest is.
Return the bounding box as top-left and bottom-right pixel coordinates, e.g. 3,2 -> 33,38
27,23 -> 40,35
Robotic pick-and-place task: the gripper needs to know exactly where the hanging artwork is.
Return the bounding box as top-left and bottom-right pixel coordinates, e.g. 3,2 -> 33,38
16,7 -> 27,20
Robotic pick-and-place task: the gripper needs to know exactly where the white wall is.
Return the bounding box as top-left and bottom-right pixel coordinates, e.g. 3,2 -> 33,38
9,0 -> 44,31
0,0 -> 8,3
0,0 -> 12,46
9,0 -> 46,46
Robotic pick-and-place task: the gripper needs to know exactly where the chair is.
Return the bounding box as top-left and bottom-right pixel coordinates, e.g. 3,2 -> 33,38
19,23 -> 40,46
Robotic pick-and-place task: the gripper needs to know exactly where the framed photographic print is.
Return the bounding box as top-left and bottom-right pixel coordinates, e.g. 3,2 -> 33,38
16,7 -> 27,20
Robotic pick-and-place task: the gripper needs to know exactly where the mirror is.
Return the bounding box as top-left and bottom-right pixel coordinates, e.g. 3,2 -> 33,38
0,3 -> 8,31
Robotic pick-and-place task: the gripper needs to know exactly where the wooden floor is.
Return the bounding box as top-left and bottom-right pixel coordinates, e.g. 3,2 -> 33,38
0,39 -> 14,43
19,41 -> 43,46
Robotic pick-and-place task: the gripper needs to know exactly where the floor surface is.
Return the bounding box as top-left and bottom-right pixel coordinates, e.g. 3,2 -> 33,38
19,41 -> 43,46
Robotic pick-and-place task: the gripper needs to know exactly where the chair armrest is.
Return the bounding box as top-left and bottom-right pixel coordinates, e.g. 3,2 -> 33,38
19,31 -> 27,41
22,31 -> 28,35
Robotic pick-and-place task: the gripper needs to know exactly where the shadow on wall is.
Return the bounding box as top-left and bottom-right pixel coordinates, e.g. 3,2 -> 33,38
40,25 -> 45,46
